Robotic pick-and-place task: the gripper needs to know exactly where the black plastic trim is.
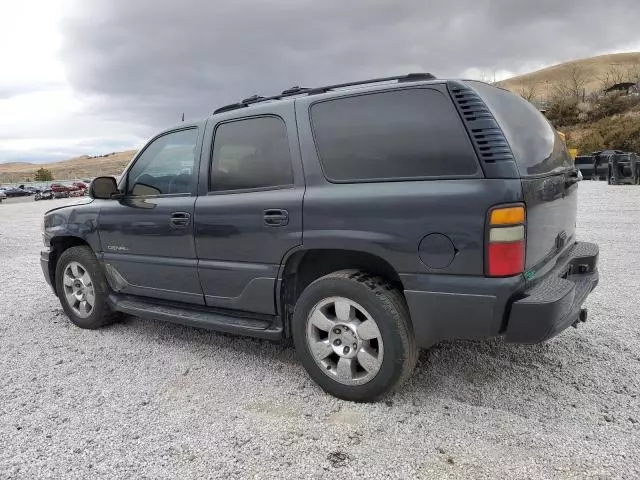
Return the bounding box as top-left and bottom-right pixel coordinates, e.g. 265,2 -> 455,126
108,294 -> 283,341
213,73 -> 437,114
447,81 -> 520,178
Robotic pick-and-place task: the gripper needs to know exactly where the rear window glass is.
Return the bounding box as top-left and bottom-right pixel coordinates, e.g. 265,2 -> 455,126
310,88 -> 479,182
467,81 -> 572,176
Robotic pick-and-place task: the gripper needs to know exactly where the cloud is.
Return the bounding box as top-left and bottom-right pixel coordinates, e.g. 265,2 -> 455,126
0,82 -> 61,100
59,0 -> 640,131
3,0 -> 639,164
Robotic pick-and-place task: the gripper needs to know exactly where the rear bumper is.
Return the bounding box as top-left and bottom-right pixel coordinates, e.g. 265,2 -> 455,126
504,242 -> 599,343
401,241 -> 599,348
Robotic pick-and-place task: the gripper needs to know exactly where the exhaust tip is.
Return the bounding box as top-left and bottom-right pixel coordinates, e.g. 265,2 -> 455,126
573,309 -> 588,328
579,308 -> 588,323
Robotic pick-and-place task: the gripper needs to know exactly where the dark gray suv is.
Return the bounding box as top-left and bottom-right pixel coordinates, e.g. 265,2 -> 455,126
41,74 -> 599,401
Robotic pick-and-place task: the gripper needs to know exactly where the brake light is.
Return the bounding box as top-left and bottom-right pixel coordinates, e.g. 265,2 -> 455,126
487,205 -> 525,277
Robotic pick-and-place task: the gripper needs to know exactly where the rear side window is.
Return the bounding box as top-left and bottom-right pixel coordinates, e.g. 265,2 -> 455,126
210,116 -> 293,192
467,81 -> 572,176
310,89 -> 479,182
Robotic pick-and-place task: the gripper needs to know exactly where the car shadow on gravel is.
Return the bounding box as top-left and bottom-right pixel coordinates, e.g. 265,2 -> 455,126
116,314 -> 300,364
396,334 -> 612,416
115,313 -> 597,406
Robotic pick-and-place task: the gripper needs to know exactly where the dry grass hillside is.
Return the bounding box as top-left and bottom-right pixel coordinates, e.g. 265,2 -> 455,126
499,52 -> 640,100
500,53 -> 640,156
0,150 -> 136,184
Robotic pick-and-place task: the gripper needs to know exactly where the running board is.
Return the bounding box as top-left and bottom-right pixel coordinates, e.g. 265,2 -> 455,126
108,294 -> 283,341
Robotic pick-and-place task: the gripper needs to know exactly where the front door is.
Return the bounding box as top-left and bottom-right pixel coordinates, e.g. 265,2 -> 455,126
98,126 -> 205,305
194,111 -> 304,315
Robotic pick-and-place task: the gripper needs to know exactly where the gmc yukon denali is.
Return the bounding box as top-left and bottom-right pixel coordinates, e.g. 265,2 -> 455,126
40,74 -> 599,401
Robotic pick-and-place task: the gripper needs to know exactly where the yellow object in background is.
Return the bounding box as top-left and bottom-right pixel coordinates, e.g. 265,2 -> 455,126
555,131 -> 577,160
568,148 -> 578,160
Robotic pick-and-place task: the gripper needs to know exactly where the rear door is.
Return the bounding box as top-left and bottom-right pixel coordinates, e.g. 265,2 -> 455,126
467,81 -> 577,275
193,104 -> 304,315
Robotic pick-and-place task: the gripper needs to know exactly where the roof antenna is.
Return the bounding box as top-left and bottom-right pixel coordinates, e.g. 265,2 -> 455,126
181,113 -> 185,122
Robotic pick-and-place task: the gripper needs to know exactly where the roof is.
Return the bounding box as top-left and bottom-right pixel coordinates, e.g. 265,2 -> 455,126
212,73 -> 438,115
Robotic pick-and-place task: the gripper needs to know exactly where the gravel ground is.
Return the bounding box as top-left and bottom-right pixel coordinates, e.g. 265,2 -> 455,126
0,182 -> 639,479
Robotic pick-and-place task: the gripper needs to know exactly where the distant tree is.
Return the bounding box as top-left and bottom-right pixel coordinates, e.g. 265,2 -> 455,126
626,65 -> 640,88
34,168 -> 53,181
599,65 -> 627,92
517,81 -> 539,102
553,65 -> 587,101
575,130 -> 605,154
545,98 -> 580,127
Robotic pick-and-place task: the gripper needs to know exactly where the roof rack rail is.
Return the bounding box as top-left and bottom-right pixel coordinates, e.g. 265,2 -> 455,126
213,72 -> 436,115
281,86 -> 311,95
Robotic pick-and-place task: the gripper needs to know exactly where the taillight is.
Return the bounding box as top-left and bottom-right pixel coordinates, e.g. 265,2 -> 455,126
486,205 -> 525,277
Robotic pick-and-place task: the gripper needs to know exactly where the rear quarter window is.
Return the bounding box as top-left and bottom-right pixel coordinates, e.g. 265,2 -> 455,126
310,88 -> 480,182
466,81 -> 572,176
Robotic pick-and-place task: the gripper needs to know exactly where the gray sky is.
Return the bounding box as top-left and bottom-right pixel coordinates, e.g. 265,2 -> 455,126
2,0 -> 640,163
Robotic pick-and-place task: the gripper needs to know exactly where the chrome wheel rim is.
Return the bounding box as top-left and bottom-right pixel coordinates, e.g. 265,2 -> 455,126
62,261 -> 95,319
306,296 -> 384,386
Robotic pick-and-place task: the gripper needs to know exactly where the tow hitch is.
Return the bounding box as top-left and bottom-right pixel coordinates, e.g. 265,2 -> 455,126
572,308 -> 588,328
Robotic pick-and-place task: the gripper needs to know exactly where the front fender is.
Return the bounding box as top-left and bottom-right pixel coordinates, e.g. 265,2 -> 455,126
43,201 -> 102,253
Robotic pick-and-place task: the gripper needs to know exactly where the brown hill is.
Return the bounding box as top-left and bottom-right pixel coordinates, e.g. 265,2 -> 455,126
0,150 -> 137,184
499,52 -> 640,100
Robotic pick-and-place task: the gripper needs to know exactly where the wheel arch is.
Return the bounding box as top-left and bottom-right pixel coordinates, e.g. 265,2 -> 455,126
48,236 -> 91,295
277,248 -> 404,338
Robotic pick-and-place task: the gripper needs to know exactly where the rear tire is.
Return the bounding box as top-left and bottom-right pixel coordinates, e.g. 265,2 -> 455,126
292,270 -> 418,402
55,246 -> 121,329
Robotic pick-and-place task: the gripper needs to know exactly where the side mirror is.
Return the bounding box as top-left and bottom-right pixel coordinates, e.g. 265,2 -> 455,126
89,176 -> 119,199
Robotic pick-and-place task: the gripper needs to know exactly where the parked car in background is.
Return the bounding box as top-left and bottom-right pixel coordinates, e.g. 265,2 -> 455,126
50,184 -> 70,198
3,187 -> 31,197
574,155 -> 597,179
35,189 -> 54,201
0,189 -> 6,202
574,152 -> 616,180
24,186 -> 42,194
607,152 -> 640,185
72,182 -> 88,191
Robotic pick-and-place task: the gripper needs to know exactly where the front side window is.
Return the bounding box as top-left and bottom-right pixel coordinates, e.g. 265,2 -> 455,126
127,128 -> 198,196
210,116 -> 293,192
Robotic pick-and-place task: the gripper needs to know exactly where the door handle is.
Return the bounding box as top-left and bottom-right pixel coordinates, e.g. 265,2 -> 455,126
169,211 -> 191,228
264,209 -> 289,226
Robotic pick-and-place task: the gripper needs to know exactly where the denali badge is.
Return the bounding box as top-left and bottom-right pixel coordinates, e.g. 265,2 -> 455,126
107,245 -> 129,252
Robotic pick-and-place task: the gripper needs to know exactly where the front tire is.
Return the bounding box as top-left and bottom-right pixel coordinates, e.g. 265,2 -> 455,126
55,246 -> 120,329
292,270 -> 418,402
